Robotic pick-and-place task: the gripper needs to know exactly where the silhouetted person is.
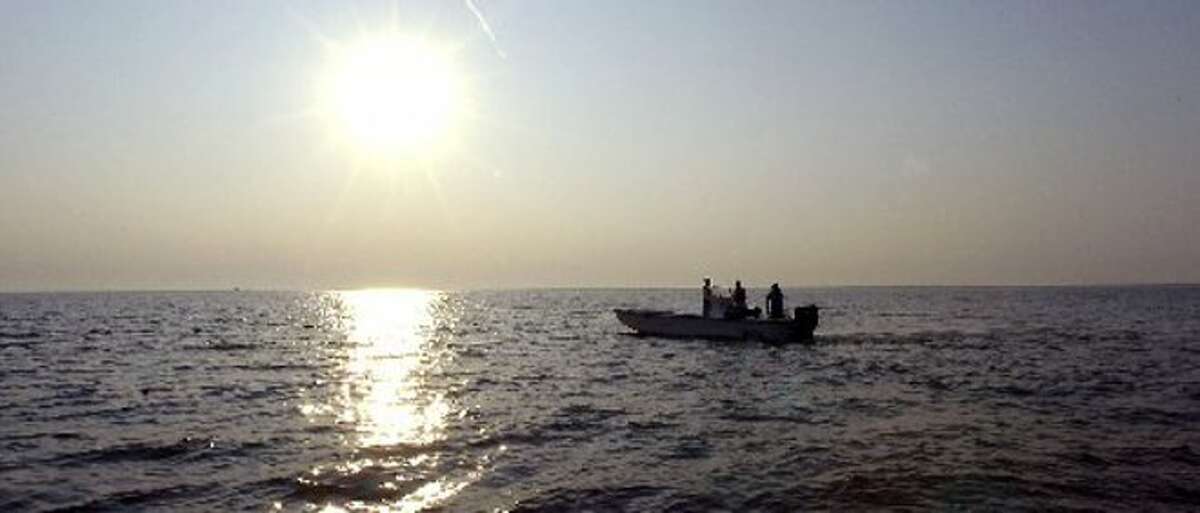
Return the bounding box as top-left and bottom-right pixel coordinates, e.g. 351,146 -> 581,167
732,280 -> 746,309
724,280 -> 750,320
702,277 -> 713,318
766,283 -> 785,319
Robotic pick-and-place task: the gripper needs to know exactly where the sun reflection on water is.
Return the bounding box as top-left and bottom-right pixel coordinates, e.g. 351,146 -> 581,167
339,289 -> 448,447
300,289 -> 475,512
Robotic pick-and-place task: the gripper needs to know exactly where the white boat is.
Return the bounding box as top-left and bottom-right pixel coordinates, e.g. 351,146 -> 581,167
614,306 -> 818,343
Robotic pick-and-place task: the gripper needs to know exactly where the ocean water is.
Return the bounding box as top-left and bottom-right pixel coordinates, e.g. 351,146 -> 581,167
2,287 -> 1199,512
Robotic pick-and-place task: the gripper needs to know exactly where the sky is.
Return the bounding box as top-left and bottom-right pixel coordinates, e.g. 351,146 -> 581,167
1,0 -> 1198,291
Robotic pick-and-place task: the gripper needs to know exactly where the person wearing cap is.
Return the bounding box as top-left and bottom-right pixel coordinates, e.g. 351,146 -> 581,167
702,277 -> 713,318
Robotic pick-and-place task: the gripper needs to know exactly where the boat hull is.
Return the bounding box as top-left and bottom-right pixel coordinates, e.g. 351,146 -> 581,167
614,307 -> 817,343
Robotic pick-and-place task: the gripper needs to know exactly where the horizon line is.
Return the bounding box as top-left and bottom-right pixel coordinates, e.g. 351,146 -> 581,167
2,282 -> 1198,294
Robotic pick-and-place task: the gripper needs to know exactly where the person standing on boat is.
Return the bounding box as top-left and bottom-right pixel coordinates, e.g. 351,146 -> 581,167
766,283 -> 785,319
726,280 -> 749,319
732,281 -> 747,310
702,277 -> 713,318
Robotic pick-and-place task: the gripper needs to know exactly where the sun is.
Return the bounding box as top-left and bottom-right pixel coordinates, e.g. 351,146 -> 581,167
322,33 -> 463,156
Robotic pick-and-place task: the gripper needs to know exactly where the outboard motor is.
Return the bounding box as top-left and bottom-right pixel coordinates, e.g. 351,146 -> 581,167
793,305 -> 819,333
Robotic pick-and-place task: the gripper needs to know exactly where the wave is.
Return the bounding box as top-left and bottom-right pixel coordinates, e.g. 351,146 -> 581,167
183,339 -> 258,351
54,437 -> 217,467
45,484 -> 206,513
510,485 -> 668,512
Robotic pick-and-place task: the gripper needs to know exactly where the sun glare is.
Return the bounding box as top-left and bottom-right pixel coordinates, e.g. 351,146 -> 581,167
323,34 -> 463,156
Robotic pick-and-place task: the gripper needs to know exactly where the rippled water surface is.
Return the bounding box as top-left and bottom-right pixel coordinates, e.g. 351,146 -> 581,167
2,287 -> 1200,511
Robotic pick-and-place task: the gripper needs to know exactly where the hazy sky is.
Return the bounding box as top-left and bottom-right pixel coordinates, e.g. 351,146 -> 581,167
2,0 -> 1198,291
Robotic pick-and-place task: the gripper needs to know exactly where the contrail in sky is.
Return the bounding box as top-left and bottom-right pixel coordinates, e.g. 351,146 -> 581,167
465,0 -> 507,59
